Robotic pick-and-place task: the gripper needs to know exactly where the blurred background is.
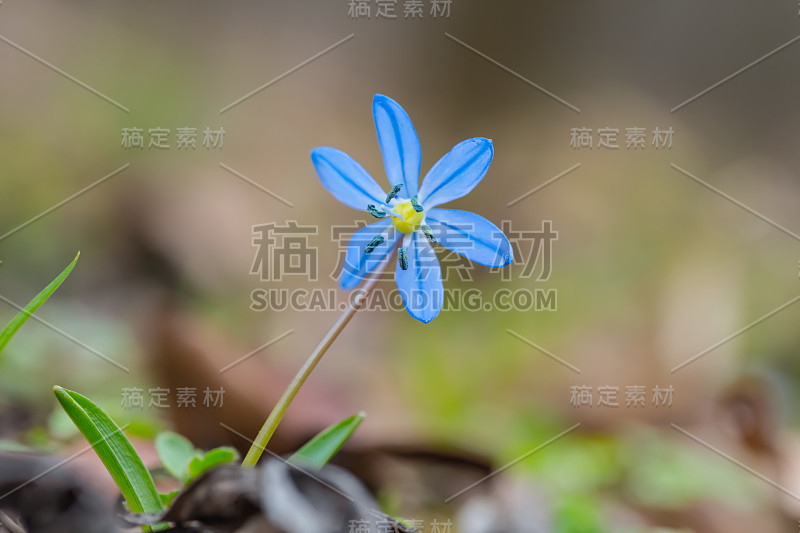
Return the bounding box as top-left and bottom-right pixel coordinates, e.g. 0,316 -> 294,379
2,1 -> 800,531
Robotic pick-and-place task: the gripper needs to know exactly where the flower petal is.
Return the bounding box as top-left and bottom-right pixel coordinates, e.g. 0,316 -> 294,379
395,232 -> 443,323
339,219 -> 401,290
311,147 -> 386,210
426,209 -> 513,267
373,95 -> 421,197
417,138 -> 493,208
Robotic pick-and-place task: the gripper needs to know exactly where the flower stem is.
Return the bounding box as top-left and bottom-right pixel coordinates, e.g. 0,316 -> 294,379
241,255 -> 393,467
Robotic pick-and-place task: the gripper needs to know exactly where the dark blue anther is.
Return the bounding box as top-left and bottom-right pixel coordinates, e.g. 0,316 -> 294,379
365,235 -> 385,254
367,204 -> 386,219
398,247 -> 409,270
385,184 -> 403,203
420,225 -> 439,246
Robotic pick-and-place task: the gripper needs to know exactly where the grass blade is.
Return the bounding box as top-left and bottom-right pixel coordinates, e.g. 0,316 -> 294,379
53,386 -> 164,524
288,412 -> 365,470
0,253 -> 79,353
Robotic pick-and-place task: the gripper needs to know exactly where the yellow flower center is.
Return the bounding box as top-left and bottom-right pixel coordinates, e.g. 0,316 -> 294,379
391,200 -> 424,234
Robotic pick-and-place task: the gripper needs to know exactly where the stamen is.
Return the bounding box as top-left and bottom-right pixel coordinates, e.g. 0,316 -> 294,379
385,184 -> 403,203
367,204 -> 386,219
410,195 -> 423,213
420,225 -> 439,246
398,247 -> 409,270
365,235 -> 385,254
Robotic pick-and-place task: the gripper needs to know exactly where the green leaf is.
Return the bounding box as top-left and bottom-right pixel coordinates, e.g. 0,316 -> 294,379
288,412 -> 365,470
156,431 -> 240,486
0,253 -> 79,354
53,386 -> 164,529
187,447 -> 240,480
155,431 -> 196,483
159,489 -> 181,508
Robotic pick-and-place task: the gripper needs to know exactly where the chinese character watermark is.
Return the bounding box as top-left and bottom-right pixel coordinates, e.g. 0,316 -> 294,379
251,222 -> 319,282
569,385 -> 674,408
121,386 -> 226,409
346,517 -> 450,533
570,126 -> 673,150
249,220 -> 558,313
348,0 -> 452,19
121,127 -> 225,150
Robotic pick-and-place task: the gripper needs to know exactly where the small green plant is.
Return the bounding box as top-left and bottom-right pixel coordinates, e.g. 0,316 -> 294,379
154,431 -> 240,506
53,387 -> 365,528
152,412 -> 365,506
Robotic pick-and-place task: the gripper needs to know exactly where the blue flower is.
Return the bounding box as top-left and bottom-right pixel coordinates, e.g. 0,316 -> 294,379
312,95 -> 513,323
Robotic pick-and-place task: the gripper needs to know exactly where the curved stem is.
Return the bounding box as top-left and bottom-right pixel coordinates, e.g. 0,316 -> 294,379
242,253 -> 394,467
